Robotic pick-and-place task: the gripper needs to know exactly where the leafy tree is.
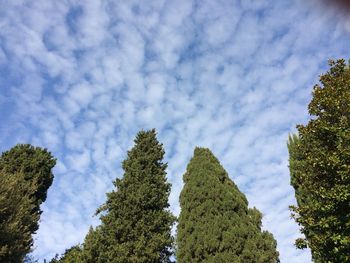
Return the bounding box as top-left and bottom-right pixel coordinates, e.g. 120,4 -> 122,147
288,59 -> 350,262
0,144 -> 56,262
95,129 -> 176,262
177,147 -> 279,263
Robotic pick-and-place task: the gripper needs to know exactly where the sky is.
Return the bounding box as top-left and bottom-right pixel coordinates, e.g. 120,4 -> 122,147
0,0 -> 349,262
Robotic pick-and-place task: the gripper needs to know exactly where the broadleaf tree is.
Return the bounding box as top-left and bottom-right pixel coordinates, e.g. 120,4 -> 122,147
288,59 -> 350,262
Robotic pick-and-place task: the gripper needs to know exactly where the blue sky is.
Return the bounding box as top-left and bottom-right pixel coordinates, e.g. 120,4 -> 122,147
0,0 -> 349,262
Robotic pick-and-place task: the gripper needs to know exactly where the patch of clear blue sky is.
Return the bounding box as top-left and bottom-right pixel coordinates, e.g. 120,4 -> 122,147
66,5 -> 84,36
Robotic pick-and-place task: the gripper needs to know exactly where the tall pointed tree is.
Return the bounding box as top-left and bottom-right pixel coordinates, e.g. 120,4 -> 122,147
0,144 -> 56,262
288,59 -> 350,262
177,148 -> 279,263
96,129 -> 176,262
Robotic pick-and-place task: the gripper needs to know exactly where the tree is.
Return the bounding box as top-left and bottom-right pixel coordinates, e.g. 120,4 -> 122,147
177,147 -> 279,263
0,144 -> 56,262
49,227 -> 101,263
51,227 -> 104,263
0,171 -> 37,262
49,245 -> 83,263
24,255 -> 39,262
80,226 -> 104,263
0,144 -> 56,206
95,129 -> 176,262
288,59 -> 350,262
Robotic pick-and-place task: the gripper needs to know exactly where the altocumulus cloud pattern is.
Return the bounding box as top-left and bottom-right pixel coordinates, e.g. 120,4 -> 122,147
0,0 -> 349,262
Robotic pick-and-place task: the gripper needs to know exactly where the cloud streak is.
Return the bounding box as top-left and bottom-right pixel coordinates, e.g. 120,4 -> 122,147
1,0 -> 350,261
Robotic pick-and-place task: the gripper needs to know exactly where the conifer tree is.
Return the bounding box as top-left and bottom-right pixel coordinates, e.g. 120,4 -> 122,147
0,171 -> 37,262
288,59 -> 350,262
0,144 -> 56,206
53,227 -> 103,263
49,245 -> 83,263
177,148 -> 279,263
95,129 -> 176,262
0,144 -> 56,262
81,226 -> 104,263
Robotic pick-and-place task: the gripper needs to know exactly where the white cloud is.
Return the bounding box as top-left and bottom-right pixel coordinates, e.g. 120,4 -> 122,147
76,1 -> 109,48
2,0 -> 350,261
68,82 -> 95,108
67,150 -> 91,172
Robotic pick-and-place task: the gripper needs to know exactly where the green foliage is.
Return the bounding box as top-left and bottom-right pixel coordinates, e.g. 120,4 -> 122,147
93,129 -> 176,262
80,226 -> 104,263
0,144 -> 56,205
24,255 -> 39,263
176,148 -> 279,263
0,144 -> 56,262
0,171 -> 37,262
288,59 -> 350,262
50,245 -> 83,263
50,227 -> 102,263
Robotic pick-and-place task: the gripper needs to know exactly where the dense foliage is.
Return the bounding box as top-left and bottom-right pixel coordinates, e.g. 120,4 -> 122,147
0,144 -> 56,205
92,129 -> 176,262
288,59 -> 350,262
0,144 -> 56,262
0,171 -> 37,262
80,227 -> 103,263
50,245 -> 83,263
177,148 -> 279,263
50,226 -> 105,263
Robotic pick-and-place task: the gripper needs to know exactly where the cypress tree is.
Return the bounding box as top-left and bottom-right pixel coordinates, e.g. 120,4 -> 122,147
288,59 -> 350,262
49,245 -> 83,263
50,227 -> 102,263
0,144 -> 56,205
0,171 -> 37,262
177,148 -> 279,263
0,144 -> 56,262
81,226 -> 104,263
96,129 -> 176,262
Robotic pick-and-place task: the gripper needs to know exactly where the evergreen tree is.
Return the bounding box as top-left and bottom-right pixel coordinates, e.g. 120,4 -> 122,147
0,144 -> 56,206
24,255 -> 39,263
49,245 -> 83,263
0,144 -> 56,262
177,148 -> 279,263
0,171 -> 37,262
288,59 -> 350,262
50,227 -> 102,263
81,226 -> 104,263
95,129 -> 176,262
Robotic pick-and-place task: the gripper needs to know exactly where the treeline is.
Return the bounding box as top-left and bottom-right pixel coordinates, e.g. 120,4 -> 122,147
50,131 -> 280,263
0,59 -> 349,263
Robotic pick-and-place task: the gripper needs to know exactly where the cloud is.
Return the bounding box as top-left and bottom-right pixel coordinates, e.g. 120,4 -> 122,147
1,0 -> 350,262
